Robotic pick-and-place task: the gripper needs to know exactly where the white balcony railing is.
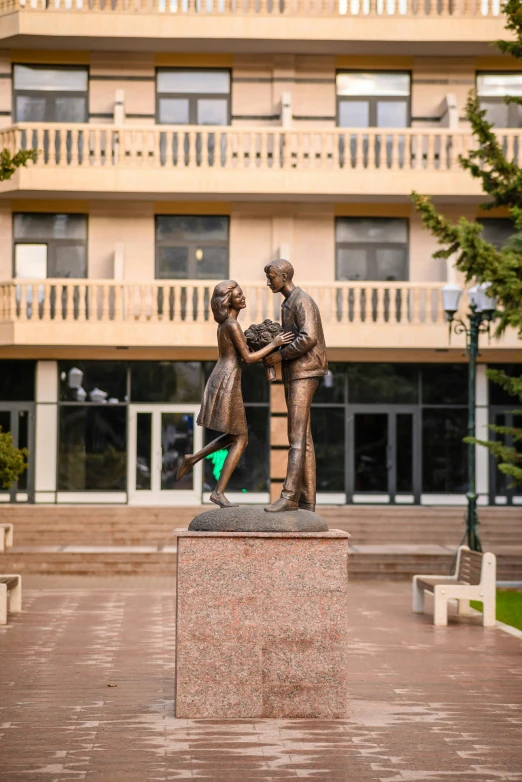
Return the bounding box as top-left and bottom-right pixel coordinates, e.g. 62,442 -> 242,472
2,279 -> 450,327
5,123 -> 516,175
0,0 -> 505,18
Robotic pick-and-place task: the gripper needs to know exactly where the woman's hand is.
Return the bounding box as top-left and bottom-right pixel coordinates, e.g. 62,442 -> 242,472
272,331 -> 294,348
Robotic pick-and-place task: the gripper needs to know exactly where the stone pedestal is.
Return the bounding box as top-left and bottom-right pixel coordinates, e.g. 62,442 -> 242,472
173,529 -> 349,719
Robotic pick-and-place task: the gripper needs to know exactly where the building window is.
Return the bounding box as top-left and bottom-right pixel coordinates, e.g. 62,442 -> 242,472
155,215 -> 229,280
14,213 -> 87,279
478,217 -> 516,248
13,64 -> 88,123
0,361 -> 35,402
58,406 -> 127,492
477,72 -> 522,128
130,362 -> 202,403
335,217 -> 409,281
156,69 -> 230,125
336,71 -> 410,128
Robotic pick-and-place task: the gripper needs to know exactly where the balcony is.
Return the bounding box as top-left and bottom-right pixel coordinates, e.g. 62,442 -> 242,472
0,0 -> 507,54
0,278 -> 518,351
0,123 -> 503,200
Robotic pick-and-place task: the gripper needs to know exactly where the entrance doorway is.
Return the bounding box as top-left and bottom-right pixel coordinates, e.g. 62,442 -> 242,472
128,405 -> 203,505
347,406 -> 421,503
0,404 -> 34,503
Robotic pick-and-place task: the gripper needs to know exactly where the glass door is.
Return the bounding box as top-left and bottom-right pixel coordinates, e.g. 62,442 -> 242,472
347,406 -> 420,504
489,408 -> 522,505
0,405 -> 34,503
128,405 -> 203,505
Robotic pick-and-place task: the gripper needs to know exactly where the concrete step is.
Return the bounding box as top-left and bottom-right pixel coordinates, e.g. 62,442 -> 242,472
2,544 -> 521,580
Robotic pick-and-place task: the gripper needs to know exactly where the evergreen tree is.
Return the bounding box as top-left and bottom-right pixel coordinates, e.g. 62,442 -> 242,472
412,0 -> 522,487
0,148 -> 37,182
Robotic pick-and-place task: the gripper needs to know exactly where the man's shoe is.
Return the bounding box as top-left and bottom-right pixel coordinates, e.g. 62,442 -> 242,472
264,497 -> 299,513
298,502 -> 315,512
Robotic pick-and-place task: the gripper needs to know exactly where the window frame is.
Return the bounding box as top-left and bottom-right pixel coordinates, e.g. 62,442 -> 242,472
334,216 -> 410,282
154,214 -> 230,281
12,63 -> 89,124
476,70 -> 522,128
336,70 -> 411,129
155,67 -> 231,126
12,212 -> 89,279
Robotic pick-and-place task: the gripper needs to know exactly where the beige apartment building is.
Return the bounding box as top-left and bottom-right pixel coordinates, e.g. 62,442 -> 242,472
0,0 -> 520,510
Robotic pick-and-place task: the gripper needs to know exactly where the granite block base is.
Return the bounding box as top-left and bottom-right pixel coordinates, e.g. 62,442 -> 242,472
173,529 -> 349,719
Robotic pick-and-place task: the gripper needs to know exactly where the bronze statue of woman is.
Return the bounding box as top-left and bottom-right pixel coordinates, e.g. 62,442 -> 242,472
175,280 -> 293,508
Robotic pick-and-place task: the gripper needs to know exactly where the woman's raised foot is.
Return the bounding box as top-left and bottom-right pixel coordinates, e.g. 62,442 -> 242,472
209,491 -> 238,508
176,455 -> 194,482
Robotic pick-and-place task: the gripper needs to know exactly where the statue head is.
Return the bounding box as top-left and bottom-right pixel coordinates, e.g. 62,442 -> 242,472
264,259 -> 294,294
211,280 -> 240,323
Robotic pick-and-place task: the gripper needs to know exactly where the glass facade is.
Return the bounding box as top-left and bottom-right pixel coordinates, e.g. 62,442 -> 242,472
202,363 -> 270,495
312,363 -> 469,500
0,358 -> 513,504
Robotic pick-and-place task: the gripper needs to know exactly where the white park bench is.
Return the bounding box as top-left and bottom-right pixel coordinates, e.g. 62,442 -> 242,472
0,575 -> 22,625
412,545 -> 496,627
0,523 -> 13,553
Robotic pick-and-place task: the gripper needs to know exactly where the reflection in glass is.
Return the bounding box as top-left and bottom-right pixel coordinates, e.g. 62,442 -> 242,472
136,413 -> 152,491
157,70 -> 230,95
376,101 -> 408,128
422,409 -> 467,493
59,361 -> 127,403
396,413 -> 413,493
0,361 -> 35,402
158,98 -> 190,124
348,364 -> 418,404
337,72 -> 410,96
312,408 -> 345,492
354,412 -> 388,492
0,411 -> 10,490
204,407 -> 269,493
421,364 -> 467,405
197,99 -> 228,125
313,364 -> 346,404
161,413 -> 194,491
477,73 -> 522,97
58,407 -> 127,491
338,100 -> 369,127
131,362 -> 201,403
13,65 -> 88,91
488,364 -> 522,405
17,410 -> 28,491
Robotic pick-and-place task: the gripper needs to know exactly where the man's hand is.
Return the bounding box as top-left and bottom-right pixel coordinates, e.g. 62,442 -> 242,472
264,352 -> 283,367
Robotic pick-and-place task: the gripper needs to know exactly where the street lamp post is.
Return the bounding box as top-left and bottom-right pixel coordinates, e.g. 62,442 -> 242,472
441,282 -> 497,552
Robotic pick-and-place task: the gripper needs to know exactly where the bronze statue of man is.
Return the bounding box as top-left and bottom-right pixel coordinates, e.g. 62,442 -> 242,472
263,260 -> 328,513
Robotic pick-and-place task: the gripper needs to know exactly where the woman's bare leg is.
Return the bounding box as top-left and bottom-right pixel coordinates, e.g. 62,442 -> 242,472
176,432 -> 234,481
210,434 -> 248,508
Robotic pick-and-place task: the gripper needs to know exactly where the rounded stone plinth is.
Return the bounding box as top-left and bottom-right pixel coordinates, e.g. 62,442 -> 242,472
188,506 -> 328,532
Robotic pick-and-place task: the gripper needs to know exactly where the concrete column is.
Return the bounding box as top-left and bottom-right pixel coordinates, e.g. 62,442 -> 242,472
476,363 -> 489,505
35,361 -> 58,503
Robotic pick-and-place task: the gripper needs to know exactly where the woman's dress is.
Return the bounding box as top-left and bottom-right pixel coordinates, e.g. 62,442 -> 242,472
197,322 -> 248,436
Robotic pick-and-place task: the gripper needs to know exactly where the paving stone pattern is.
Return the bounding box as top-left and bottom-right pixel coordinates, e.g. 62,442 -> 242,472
0,579 -> 521,781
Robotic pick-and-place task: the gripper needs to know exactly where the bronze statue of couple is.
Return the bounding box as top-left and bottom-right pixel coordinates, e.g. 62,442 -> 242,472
176,260 -> 328,513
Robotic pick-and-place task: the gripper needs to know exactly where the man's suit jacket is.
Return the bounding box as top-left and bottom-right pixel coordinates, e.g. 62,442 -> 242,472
279,286 -> 328,383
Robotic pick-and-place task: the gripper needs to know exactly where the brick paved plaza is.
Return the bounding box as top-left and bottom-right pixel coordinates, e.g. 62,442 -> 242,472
0,577 -> 521,781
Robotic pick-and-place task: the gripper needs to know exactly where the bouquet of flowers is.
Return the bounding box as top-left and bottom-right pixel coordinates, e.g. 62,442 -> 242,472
244,319 -> 283,382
